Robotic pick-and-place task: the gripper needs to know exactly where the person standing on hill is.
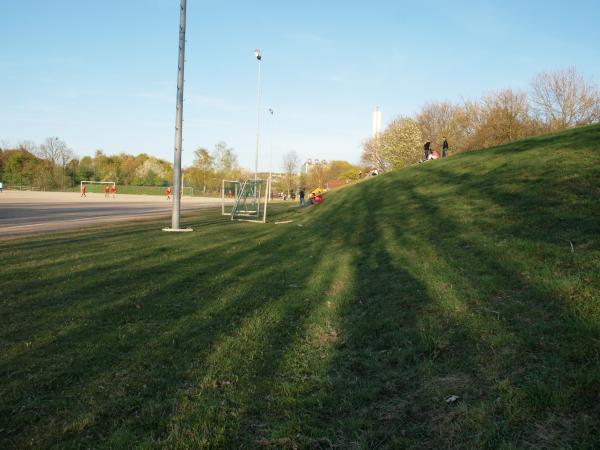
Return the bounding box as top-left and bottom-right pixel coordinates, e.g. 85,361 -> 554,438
424,141 -> 431,161
299,188 -> 306,207
442,137 -> 449,158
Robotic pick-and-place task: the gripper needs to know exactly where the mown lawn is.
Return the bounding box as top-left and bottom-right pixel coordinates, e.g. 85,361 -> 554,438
1,125 -> 600,449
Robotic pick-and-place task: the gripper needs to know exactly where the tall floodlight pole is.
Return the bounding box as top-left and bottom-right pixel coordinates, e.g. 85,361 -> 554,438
263,108 -> 274,222
254,49 -> 262,180
165,0 -> 191,232
268,108 -> 274,202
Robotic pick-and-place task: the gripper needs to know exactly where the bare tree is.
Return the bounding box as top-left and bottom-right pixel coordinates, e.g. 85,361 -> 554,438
472,89 -> 532,147
37,137 -> 65,166
530,66 -> 600,130
38,137 -> 75,188
309,161 -> 327,190
282,150 -> 299,198
17,140 -> 37,153
361,137 -> 388,173
416,101 -> 459,150
212,141 -> 238,179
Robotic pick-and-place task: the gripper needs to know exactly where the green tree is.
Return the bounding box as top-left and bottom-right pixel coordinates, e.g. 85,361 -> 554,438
193,147 -> 214,192
3,150 -> 43,186
327,160 -> 359,180
380,117 -> 423,169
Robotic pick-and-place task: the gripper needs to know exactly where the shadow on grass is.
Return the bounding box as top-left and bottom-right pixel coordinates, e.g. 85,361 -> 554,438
1,206 -> 357,448
307,140 -> 600,448
1,127 -> 599,448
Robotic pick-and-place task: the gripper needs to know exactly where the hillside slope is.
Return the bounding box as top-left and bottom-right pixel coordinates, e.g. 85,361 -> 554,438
1,125 -> 599,449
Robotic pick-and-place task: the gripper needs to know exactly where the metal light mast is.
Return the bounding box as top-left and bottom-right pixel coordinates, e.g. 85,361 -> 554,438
165,0 -> 191,232
254,49 -> 262,180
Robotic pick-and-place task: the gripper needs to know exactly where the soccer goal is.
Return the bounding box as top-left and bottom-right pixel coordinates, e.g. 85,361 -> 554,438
222,178 -> 270,223
80,180 -> 116,194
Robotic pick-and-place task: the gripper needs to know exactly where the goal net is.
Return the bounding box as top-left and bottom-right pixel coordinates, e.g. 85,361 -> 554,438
222,178 -> 270,223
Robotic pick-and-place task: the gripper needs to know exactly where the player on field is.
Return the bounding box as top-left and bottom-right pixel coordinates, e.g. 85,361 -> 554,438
166,186 -> 172,200
111,184 -> 117,198
104,184 -> 110,198
81,184 -> 87,197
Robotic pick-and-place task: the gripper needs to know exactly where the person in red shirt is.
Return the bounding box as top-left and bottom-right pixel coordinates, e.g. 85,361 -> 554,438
111,184 -> 117,198
315,193 -> 324,204
166,186 -> 172,200
104,184 -> 110,198
81,184 -> 87,197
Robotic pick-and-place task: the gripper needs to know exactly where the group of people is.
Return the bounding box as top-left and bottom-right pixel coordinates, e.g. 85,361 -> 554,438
423,138 -> 450,162
79,184 -> 116,198
298,188 -> 323,207
165,187 -> 186,200
358,169 -> 379,178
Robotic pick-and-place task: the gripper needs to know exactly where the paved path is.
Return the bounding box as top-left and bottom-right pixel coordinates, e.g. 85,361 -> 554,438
0,191 -> 226,239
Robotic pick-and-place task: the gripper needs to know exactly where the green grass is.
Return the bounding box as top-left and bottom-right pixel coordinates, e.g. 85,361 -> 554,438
1,125 -> 600,449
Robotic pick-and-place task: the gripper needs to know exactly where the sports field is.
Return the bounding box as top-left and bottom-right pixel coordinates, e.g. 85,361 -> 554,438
0,191 -> 226,239
1,126 -> 599,448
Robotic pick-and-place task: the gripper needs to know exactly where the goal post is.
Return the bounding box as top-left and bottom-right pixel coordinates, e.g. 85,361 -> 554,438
222,180 -> 240,216
181,186 -> 194,197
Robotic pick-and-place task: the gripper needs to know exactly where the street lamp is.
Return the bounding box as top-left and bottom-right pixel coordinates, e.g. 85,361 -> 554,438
254,49 -> 262,180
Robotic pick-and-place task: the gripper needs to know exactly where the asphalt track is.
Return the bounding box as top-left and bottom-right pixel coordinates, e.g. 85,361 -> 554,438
0,191 -> 225,239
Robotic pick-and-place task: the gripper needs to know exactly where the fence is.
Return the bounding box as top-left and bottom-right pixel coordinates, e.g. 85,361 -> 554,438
4,185 -> 42,191
2,184 -> 222,197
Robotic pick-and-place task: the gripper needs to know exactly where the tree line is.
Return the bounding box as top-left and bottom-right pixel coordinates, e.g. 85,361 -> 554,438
362,66 -> 600,171
0,138 -> 174,190
274,150 -> 361,197
0,138 -> 249,192
0,137 -> 361,195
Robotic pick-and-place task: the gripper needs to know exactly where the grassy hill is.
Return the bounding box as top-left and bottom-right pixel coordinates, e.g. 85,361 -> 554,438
1,125 -> 599,449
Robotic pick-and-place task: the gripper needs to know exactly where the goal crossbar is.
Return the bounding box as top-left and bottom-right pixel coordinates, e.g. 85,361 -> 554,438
81,181 -> 116,186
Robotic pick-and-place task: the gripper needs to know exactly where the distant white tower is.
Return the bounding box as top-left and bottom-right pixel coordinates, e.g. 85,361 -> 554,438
372,106 -> 382,142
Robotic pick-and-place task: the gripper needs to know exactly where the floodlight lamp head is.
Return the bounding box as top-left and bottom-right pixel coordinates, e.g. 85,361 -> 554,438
254,49 -> 262,60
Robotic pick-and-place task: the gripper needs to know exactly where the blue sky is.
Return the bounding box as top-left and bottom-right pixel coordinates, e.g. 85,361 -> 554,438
1,0 -> 599,170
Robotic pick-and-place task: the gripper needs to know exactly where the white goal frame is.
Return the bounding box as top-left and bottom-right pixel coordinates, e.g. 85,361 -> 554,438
181,186 -> 194,197
221,178 -> 271,223
81,181 -> 116,190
